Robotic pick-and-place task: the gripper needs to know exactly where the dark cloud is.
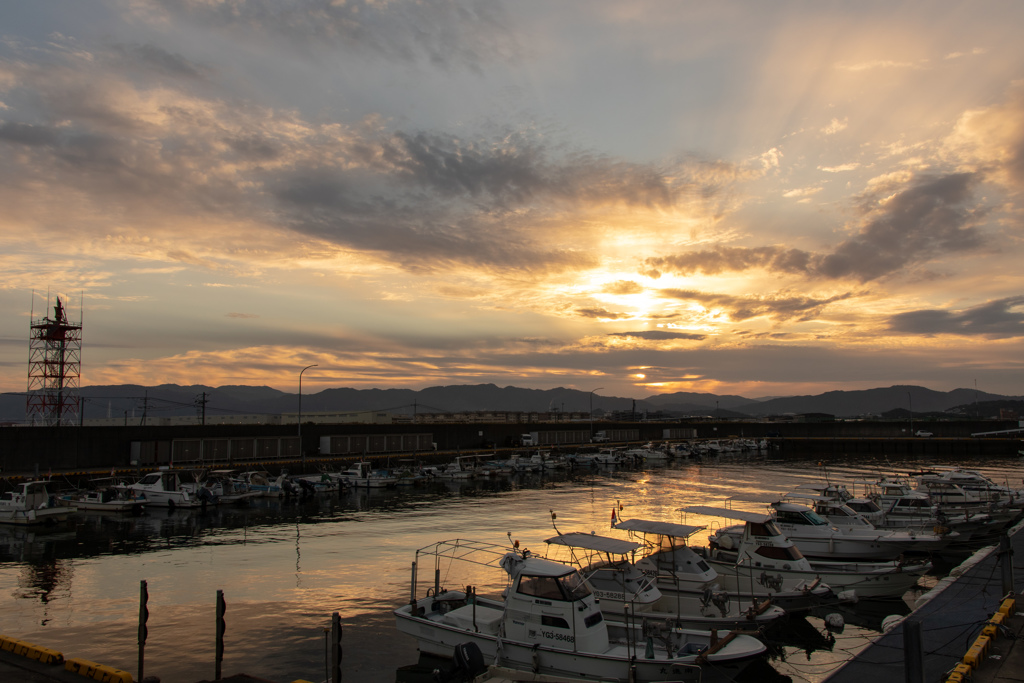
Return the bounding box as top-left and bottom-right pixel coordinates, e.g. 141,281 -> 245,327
602,280 -> 645,295
819,173 -> 983,281
646,173 -> 984,283
575,308 -> 632,320
887,296 -> 1024,338
380,132 -> 681,210
263,130 -> 709,271
225,135 -> 281,162
384,131 -> 548,205
142,0 -> 518,71
108,43 -> 210,80
659,289 -> 855,322
645,246 -> 811,278
606,330 -> 706,341
0,122 -> 59,147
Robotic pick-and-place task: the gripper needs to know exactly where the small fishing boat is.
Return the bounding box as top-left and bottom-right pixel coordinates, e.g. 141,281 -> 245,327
236,470 -> 287,497
182,470 -> 263,505
58,478 -> 145,514
543,527 -> 786,631
612,516 -> 838,613
1,480 -> 76,525
394,539 -> 767,683
337,461 -> 398,488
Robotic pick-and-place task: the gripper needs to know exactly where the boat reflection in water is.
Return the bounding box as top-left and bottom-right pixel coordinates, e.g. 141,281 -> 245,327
0,456 -> 1018,682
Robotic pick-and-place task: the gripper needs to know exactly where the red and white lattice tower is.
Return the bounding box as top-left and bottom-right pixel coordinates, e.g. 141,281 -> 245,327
26,294 -> 83,426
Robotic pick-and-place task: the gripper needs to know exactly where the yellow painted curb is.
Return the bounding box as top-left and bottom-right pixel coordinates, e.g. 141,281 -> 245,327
0,634 -> 64,665
64,657 -> 134,682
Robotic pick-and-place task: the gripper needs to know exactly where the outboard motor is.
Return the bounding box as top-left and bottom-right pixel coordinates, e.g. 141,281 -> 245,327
434,642 -> 486,682
297,478 -> 316,496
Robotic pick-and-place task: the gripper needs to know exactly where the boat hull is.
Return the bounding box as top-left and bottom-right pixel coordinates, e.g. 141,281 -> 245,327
0,506 -> 75,526
395,600 -> 762,683
705,553 -> 925,599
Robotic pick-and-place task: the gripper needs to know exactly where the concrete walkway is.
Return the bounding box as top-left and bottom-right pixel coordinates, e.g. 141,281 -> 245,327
826,522 -> 1023,683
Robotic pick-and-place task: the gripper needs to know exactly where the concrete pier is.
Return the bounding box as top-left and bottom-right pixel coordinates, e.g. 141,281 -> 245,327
826,521 -> 1024,683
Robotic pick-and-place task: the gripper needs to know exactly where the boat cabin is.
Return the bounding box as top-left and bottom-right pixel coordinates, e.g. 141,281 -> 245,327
500,553 -> 609,652
0,481 -> 56,509
681,505 -> 811,572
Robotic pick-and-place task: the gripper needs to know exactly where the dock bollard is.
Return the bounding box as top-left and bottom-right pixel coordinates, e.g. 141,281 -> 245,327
215,590 -> 226,680
330,612 -> 342,683
139,580 -> 149,682
902,619 -> 924,683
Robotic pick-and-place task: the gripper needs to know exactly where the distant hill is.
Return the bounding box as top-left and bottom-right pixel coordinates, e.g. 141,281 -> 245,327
0,383 -> 641,422
730,385 -> 1011,418
1,382 -> 1020,422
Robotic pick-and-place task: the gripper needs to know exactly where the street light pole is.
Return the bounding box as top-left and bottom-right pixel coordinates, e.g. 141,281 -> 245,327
299,364 -> 318,465
589,387 -> 604,441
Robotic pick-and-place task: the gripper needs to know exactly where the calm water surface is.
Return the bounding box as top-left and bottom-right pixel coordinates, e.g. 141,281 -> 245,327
1,454 -> 1021,682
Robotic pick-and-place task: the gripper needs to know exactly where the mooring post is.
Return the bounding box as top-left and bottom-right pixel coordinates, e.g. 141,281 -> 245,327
331,611 -> 342,683
1000,531 -> 1015,597
138,580 -> 149,683
215,589 -> 226,680
903,619 -> 924,683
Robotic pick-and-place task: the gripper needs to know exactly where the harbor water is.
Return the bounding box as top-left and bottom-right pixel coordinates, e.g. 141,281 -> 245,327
1,453 -> 1021,682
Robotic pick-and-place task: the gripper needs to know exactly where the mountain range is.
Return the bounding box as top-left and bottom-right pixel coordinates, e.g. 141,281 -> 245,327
1,383 -> 1019,422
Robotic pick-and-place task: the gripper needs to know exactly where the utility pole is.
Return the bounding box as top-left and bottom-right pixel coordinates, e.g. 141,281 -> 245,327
195,391 -> 208,426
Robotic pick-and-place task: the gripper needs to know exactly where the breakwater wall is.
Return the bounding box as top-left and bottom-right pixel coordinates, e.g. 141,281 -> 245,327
0,419 -> 1020,476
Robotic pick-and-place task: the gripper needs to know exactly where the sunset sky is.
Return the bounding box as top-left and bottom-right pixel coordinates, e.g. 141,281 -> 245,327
2,1 -> 1023,401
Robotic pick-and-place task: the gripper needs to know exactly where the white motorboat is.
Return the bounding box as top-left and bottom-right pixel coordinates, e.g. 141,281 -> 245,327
682,505 -> 930,600
741,495 -> 954,560
797,480 -> 999,545
613,517 -> 838,613
393,539 -> 768,683
119,470 -> 204,508
913,467 -> 1024,507
0,480 -> 76,525
543,529 -> 786,631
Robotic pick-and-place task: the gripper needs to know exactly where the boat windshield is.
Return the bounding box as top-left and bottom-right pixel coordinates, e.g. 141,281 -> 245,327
754,544 -> 804,561
559,571 -> 592,600
776,509 -> 829,526
750,520 -> 784,537
517,571 -> 592,602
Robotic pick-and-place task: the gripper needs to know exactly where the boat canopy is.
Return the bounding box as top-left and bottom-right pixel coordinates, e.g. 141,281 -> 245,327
725,493 -> 783,505
612,518 -> 704,539
514,555 -> 577,578
782,492 -> 833,503
679,505 -> 771,524
544,532 -> 641,555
